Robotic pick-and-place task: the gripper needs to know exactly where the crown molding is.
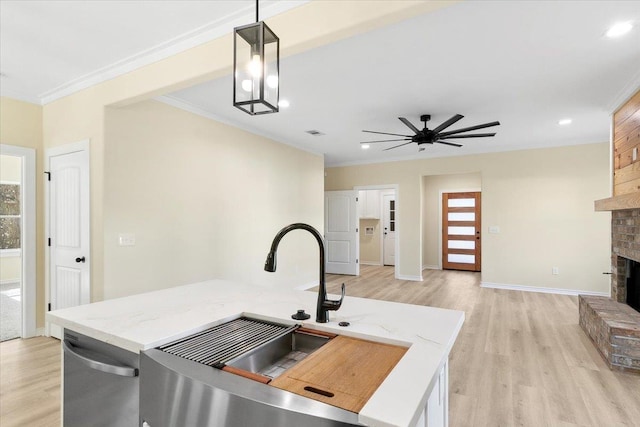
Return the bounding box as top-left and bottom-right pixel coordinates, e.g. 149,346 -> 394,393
39,1 -> 310,105
606,69 -> 640,114
0,89 -> 42,106
155,95 -> 324,159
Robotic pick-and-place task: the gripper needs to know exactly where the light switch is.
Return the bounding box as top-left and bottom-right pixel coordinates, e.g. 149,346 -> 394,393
118,233 -> 136,246
488,226 -> 500,234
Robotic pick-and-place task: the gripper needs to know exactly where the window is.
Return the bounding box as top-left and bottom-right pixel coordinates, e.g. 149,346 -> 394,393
0,183 -> 21,251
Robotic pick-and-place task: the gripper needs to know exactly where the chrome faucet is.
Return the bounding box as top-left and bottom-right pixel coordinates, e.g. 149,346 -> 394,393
264,223 -> 345,323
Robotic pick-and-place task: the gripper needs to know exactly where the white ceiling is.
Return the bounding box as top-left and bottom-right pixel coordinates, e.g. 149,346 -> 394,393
2,1 -> 640,166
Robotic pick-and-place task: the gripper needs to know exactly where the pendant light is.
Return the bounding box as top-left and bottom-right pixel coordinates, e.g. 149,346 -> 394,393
233,0 -> 279,115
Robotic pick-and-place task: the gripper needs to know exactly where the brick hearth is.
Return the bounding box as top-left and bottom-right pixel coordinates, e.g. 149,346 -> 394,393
579,208 -> 640,373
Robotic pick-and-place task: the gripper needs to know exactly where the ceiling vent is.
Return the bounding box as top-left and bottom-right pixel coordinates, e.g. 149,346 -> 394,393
305,130 -> 325,136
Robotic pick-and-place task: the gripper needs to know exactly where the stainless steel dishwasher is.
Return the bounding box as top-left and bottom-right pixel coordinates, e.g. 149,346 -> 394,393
63,330 -> 140,427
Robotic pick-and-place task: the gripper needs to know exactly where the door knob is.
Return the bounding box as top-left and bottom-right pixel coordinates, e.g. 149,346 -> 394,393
75,256 -> 86,263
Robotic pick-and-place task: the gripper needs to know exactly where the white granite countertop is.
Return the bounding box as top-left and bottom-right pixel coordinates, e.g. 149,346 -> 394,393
47,279 -> 464,427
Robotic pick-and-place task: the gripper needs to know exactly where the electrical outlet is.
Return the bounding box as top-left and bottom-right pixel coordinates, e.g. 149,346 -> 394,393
552,267 -> 559,275
118,233 -> 136,246
488,226 -> 500,234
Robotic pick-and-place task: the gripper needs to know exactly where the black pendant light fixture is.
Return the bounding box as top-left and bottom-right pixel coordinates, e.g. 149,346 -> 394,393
233,0 -> 279,115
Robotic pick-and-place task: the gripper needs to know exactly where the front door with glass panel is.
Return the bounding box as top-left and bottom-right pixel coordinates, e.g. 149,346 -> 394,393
442,192 -> 481,272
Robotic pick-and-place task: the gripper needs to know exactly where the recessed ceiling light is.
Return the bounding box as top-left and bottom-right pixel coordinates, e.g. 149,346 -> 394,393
558,118 -> 572,125
361,144 -> 370,150
278,99 -> 290,108
606,21 -> 633,38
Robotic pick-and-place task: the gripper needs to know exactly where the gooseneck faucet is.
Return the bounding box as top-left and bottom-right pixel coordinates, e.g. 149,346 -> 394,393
264,223 -> 345,323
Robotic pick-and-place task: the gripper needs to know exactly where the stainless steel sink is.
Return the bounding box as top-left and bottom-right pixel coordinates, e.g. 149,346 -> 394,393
226,328 -> 330,379
141,317 -> 359,426
156,316 -> 331,379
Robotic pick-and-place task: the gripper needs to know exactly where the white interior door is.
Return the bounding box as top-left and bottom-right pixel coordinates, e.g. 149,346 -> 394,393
47,141 -> 90,337
382,192 -> 396,266
324,191 -> 359,275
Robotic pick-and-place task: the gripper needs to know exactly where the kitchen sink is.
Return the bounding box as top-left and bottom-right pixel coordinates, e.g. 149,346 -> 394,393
226,328 -> 332,379
156,316 -> 333,381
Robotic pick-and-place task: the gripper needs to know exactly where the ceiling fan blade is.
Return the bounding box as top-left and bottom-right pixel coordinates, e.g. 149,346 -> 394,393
431,114 -> 464,134
438,121 -> 501,137
435,140 -> 463,147
439,133 -> 496,139
398,117 -> 421,134
383,142 -> 414,151
362,130 -> 413,137
360,139 -> 411,144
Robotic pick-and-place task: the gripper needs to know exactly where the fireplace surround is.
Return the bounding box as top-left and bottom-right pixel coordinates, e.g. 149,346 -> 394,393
579,208 -> 640,372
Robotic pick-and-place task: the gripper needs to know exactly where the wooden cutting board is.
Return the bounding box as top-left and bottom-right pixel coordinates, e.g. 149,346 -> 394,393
269,335 -> 408,413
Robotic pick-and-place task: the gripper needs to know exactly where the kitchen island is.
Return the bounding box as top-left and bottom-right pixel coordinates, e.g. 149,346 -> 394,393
47,279 -> 464,427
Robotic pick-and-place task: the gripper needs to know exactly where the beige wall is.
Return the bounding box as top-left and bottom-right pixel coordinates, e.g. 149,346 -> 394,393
1,154 -> 22,181
422,172 -> 482,269
326,142 -> 611,293
360,218 -> 382,264
41,1 -> 453,303
0,97 -> 45,326
103,100 -> 323,298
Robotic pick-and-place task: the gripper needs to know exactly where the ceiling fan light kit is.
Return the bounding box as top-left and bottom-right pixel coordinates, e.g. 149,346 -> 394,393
233,0 -> 279,115
362,114 -> 500,151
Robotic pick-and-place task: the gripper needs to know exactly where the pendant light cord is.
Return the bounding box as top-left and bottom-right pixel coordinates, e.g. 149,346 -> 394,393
256,0 -> 259,23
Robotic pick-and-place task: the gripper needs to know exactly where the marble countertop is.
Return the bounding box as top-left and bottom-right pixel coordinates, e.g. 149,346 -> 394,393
47,279 -> 464,427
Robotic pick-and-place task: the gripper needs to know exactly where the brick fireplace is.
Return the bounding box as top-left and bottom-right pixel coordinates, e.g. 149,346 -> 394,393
579,209 -> 640,372
581,89 -> 640,373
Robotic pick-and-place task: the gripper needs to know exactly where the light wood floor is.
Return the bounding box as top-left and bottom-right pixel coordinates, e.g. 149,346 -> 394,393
1,265 -> 639,427
0,336 -> 61,426
325,265 -> 640,427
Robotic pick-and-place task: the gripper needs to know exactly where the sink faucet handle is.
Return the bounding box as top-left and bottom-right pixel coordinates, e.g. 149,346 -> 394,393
323,283 -> 345,311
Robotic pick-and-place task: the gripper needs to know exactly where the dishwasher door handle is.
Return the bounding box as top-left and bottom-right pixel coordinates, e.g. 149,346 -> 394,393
63,340 -> 139,377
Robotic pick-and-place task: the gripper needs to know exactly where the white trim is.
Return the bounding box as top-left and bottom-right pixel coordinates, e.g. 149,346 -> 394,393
606,77 -> 640,114
35,327 -> 45,337
46,139 -> 90,158
422,265 -> 440,271
0,91 -> 41,106
0,279 -> 20,286
39,1 -> 310,105
0,248 -> 21,257
353,185 -> 400,280
0,145 -> 37,338
398,274 -> 423,282
0,180 -> 21,185
361,261 -> 383,266
480,281 -> 610,297
156,95 -> 324,158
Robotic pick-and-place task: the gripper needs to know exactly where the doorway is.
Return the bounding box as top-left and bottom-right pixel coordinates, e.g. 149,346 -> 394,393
46,140 -> 91,338
0,145 -> 36,341
355,185 -> 398,278
442,191 -> 481,272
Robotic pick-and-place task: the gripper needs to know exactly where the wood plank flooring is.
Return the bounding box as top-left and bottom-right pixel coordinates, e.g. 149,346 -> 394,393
324,265 -> 640,427
0,336 -> 61,427
1,265 -> 638,426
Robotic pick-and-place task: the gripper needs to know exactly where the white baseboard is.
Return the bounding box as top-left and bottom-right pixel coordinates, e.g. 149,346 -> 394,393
0,278 -> 20,286
397,274 -> 423,282
422,265 -> 440,271
480,282 -> 610,297
361,261 -> 382,266
35,327 -> 45,336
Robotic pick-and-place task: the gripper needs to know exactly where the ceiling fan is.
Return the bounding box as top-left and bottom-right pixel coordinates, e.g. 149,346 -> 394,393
361,114 -> 500,151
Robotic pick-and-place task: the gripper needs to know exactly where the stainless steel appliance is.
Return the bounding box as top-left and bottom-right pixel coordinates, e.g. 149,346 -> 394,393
63,330 -> 140,427
140,317 -> 361,427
